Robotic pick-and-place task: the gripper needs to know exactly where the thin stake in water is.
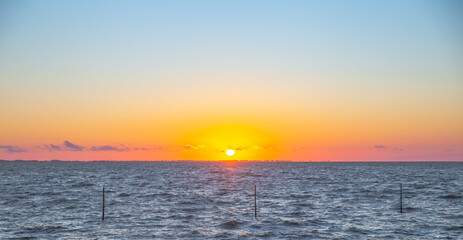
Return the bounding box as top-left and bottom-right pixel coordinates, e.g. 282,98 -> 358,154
400,183 -> 403,214
102,187 -> 105,221
254,184 -> 257,219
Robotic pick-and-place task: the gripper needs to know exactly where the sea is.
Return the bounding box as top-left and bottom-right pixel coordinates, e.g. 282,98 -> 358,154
0,161 -> 462,239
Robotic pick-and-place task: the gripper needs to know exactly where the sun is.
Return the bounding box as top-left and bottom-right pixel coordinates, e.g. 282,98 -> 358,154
226,149 -> 235,156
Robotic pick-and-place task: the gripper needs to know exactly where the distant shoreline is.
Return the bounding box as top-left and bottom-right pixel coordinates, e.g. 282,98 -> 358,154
1,159 -> 462,163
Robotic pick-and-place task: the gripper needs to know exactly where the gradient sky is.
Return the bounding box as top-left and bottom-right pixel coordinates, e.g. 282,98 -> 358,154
1,0 -> 462,161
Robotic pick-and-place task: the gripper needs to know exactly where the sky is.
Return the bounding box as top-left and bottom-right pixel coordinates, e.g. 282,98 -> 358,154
1,0 -> 462,161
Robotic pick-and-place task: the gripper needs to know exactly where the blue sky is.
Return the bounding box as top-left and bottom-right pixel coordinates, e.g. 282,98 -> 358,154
0,0 -> 462,160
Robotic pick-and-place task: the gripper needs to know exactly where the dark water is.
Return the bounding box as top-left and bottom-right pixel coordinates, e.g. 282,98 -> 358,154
0,161 -> 462,239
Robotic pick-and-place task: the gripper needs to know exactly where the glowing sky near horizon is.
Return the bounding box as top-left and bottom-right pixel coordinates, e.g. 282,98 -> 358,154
1,0 -> 462,161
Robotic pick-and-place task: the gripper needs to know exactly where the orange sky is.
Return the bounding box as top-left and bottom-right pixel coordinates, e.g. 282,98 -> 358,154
0,1 -> 462,161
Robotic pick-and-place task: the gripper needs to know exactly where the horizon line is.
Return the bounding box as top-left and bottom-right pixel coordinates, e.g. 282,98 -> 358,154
1,159 -> 462,163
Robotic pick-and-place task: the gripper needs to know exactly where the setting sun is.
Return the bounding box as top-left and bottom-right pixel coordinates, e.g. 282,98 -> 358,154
226,149 -> 235,156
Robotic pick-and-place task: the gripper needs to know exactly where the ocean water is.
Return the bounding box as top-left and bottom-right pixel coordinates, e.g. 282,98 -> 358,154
0,161 -> 462,239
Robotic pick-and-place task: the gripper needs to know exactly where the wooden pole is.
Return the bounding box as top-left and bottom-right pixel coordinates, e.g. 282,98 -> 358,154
102,187 -> 105,221
399,183 -> 402,214
254,184 -> 257,219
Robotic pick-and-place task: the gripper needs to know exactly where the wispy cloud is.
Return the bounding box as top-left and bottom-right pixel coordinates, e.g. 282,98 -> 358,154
0,145 -> 26,153
235,146 -> 264,151
90,145 -> 129,152
49,144 -> 61,150
374,145 -> 404,153
39,141 -> 169,152
223,145 -> 291,152
235,146 -> 267,151
133,147 -> 149,151
133,146 -> 165,151
42,144 -> 60,151
35,142 -> 293,154
42,141 -> 85,151
63,141 -> 84,151
182,144 -> 205,151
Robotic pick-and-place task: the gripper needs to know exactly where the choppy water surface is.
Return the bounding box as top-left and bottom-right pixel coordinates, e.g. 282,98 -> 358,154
0,161 -> 462,239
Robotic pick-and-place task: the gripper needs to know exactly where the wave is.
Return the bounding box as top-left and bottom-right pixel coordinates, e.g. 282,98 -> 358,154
219,220 -> 243,229
439,194 -> 462,199
117,192 -> 130,197
71,182 -> 94,188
